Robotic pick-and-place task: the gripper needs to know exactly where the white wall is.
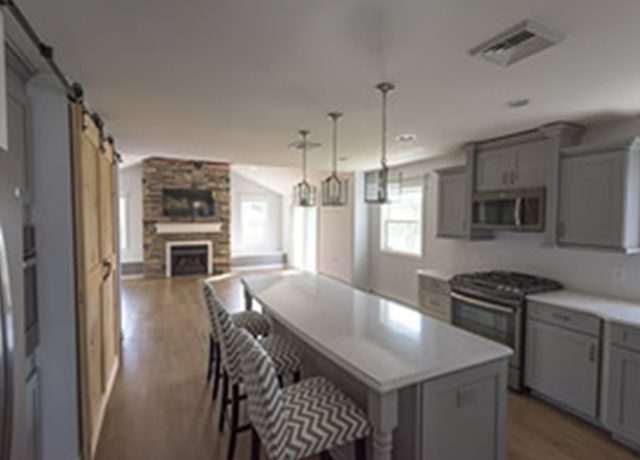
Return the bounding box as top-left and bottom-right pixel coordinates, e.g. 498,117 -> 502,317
118,163 -> 143,263
231,171 -> 283,255
368,119 -> 640,307
28,73 -> 80,460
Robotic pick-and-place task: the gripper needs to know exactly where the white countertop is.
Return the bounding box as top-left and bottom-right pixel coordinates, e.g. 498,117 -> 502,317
243,272 -> 512,393
417,268 -> 458,281
528,290 -> 640,329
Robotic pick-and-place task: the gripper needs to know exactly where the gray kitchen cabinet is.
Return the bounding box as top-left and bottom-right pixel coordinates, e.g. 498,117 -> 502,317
525,315 -> 600,419
557,138 -> 640,252
475,146 -> 516,192
475,139 -> 548,192
418,271 -> 452,323
608,324 -> 640,451
436,165 -> 467,238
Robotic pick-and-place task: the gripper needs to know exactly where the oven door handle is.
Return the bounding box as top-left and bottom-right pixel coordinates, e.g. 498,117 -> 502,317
451,292 -> 515,314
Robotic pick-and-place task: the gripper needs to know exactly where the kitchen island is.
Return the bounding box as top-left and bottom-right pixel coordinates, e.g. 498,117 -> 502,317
242,272 -> 512,460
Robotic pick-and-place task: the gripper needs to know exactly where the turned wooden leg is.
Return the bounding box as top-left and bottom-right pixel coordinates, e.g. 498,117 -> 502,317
218,372 -> 229,432
355,438 -> 367,460
212,343 -> 221,400
206,334 -> 214,382
293,370 -> 301,383
367,390 -> 398,460
251,428 -> 261,460
227,384 -> 240,460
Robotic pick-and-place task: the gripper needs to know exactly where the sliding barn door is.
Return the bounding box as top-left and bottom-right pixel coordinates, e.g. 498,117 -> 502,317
70,103 -> 121,460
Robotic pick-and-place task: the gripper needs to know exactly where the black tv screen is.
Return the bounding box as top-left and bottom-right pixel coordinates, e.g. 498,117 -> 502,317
163,189 -> 215,218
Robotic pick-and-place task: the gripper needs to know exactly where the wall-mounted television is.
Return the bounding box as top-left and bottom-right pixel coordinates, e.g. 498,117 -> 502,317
163,188 -> 215,218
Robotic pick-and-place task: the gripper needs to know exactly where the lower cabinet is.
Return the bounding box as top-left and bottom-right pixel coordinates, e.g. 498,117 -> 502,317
608,326 -> 640,449
418,272 -> 451,323
525,317 -> 600,418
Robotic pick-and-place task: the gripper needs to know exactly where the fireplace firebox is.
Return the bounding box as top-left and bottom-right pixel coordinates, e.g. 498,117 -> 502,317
168,243 -> 211,276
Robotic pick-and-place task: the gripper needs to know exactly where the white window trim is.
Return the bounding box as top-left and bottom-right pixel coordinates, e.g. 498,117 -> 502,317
239,194 -> 270,249
379,182 -> 425,258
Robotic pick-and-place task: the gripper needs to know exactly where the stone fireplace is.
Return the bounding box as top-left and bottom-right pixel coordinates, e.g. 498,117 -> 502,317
143,157 -> 230,277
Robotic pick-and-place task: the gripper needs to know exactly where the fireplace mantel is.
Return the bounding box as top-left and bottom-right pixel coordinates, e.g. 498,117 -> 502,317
155,222 -> 223,235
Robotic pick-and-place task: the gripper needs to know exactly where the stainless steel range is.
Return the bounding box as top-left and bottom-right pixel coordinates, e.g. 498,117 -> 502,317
449,271 -> 562,390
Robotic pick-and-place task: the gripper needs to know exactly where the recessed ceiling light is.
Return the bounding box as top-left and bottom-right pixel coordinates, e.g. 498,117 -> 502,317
507,98 -> 530,108
396,133 -> 417,143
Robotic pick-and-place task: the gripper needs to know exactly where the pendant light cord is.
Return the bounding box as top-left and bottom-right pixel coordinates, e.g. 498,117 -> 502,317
376,82 -> 394,170
300,129 -> 309,182
328,112 -> 342,176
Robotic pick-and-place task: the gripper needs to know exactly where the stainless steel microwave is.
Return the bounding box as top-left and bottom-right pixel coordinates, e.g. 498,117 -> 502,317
471,188 -> 545,232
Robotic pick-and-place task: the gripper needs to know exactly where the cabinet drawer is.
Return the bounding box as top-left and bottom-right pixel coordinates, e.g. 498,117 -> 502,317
420,291 -> 451,322
611,324 -> 640,353
528,301 -> 601,336
419,275 -> 450,296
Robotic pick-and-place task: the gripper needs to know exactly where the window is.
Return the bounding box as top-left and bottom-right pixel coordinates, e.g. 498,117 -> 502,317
241,200 -> 269,247
380,182 -> 423,256
119,195 -> 128,251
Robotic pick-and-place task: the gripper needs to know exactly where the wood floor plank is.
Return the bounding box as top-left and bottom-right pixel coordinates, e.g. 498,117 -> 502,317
95,273 -> 640,460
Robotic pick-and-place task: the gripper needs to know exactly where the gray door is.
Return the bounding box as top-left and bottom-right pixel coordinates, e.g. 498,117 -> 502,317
475,147 -> 516,192
525,318 -> 599,418
558,151 -> 625,248
437,171 -> 466,238
608,346 -> 640,445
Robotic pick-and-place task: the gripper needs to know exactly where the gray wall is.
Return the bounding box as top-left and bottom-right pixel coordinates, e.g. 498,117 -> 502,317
368,118 -> 640,307
118,163 -> 143,263
28,73 -> 80,460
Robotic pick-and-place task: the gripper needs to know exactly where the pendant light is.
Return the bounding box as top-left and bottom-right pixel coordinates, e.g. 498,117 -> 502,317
293,129 -> 317,207
365,82 -> 397,204
321,112 -> 348,206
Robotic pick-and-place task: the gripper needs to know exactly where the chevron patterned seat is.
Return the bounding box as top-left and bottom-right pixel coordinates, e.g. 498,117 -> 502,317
205,282 -> 302,460
201,279 -> 271,401
237,329 -> 371,460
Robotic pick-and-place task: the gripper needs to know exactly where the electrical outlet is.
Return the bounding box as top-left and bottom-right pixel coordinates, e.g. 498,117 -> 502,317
612,265 -> 627,284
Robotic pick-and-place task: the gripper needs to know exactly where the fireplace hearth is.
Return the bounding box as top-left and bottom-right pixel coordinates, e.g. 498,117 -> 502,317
168,243 -> 212,277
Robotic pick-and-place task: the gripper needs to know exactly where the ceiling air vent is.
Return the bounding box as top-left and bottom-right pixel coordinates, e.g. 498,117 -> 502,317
469,20 -> 564,67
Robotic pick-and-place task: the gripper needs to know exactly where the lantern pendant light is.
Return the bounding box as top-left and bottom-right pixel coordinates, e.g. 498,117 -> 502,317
321,112 -> 349,206
366,82 -> 396,204
293,129 -> 317,207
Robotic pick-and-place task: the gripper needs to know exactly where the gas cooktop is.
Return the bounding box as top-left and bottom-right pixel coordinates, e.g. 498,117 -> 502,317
450,271 -> 563,302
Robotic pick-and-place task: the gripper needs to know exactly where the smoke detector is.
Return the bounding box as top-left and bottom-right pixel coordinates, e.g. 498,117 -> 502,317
469,20 -> 564,67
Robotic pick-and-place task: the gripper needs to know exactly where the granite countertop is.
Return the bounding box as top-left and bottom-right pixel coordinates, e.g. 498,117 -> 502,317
417,268 -> 459,281
243,272 -> 512,393
528,290 -> 640,329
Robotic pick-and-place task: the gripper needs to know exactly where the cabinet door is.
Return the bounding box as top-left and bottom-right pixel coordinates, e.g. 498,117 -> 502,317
513,140 -> 548,189
525,319 -> 599,418
608,346 -> 640,445
437,171 -> 467,238
558,151 -> 626,248
475,147 -> 515,192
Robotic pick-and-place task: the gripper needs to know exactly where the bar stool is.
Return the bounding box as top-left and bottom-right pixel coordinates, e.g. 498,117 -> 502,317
208,284 -> 302,460
202,279 -> 270,401
237,329 -> 371,460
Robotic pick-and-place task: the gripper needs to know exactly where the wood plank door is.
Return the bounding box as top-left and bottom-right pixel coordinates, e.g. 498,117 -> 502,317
70,103 -> 121,460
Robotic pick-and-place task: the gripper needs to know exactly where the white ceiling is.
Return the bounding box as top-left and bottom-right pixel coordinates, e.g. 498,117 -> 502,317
18,0 -> 640,170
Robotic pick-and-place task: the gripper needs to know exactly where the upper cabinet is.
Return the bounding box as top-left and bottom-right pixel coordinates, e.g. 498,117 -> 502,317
475,139 -> 548,192
436,166 -> 467,238
557,138 -> 640,253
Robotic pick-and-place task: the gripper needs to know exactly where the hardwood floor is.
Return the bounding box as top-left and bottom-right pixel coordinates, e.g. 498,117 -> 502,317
95,273 -> 639,460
